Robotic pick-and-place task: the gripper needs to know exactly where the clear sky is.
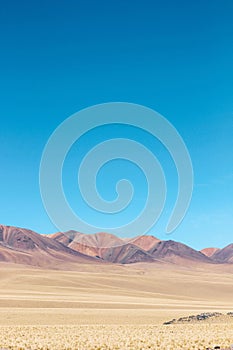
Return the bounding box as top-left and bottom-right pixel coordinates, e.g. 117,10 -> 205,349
0,0 -> 232,250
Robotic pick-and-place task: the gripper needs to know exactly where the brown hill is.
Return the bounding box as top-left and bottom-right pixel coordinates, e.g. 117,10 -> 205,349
1,225 -> 228,267
201,247 -> 220,257
50,231 -> 155,263
211,244 -> 233,263
51,231 -> 125,258
49,232 -> 213,265
96,243 -> 155,264
0,225 -> 99,267
126,235 -> 160,251
149,240 -> 212,264
51,231 -> 124,248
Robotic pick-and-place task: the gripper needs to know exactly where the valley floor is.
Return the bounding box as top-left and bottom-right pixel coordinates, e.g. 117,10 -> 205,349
0,262 -> 233,349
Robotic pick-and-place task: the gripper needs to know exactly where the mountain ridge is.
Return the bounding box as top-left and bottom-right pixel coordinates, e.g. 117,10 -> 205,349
0,224 -> 232,268
0,225 -> 100,268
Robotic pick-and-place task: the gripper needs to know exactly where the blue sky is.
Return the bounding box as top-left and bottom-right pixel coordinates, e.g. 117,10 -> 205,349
0,0 -> 232,249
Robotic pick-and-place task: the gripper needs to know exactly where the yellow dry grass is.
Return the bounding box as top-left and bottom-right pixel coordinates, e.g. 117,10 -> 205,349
0,323 -> 233,350
0,262 -> 233,349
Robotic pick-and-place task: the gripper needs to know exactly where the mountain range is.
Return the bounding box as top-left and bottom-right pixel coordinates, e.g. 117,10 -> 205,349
0,224 -> 232,268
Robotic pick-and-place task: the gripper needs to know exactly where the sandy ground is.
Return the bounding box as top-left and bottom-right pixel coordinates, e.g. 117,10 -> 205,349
0,261 -> 233,349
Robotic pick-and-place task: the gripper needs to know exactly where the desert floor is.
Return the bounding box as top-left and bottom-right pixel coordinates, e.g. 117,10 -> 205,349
0,262 -> 233,349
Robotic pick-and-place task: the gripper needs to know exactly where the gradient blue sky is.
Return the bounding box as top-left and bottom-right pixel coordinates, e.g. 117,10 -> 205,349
0,0 -> 232,249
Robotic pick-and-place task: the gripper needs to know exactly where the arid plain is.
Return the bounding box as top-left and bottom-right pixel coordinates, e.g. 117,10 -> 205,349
1,261 -> 233,349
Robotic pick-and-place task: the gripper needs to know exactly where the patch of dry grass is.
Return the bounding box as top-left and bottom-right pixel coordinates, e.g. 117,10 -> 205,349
0,324 -> 233,350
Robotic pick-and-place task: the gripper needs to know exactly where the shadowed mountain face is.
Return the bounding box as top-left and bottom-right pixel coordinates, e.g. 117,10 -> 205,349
211,244 -> 233,263
96,244 -> 155,264
0,225 -> 100,267
1,224 -> 231,267
148,240 -> 211,264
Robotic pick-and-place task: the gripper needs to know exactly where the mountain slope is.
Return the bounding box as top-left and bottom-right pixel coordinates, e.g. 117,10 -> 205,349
211,244 -> 233,263
149,240 -> 212,264
1,225 -> 230,267
0,225 -> 99,267
201,247 -> 220,257
126,235 -> 160,251
50,231 -> 155,263
97,243 -> 155,264
51,231 -> 125,258
49,231 -> 213,265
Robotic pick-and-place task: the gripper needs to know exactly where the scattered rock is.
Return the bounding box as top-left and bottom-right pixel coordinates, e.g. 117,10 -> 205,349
164,312 -> 222,325
164,314 -> 233,349
163,318 -> 176,325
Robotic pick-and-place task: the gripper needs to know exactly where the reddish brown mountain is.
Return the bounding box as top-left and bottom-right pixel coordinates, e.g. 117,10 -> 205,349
99,243 -> 155,264
1,224 -> 231,267
0,225 -> 99,267
126,235 -> 160,251
50,231 -> 125,258
148,240 -> 211,264
49,231 -> 212,265
50,231 -> 155,263
210,244 -> 233,263
200,247 -> 220,257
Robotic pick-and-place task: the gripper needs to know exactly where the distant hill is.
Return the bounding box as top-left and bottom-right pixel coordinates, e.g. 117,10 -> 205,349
200,247 -> 220,257
0,224 -> 231,268
149,240 -> 211,264
0,225 -> 99,268
125,235 -> 160,251
47,230 -> 215,265
210,244 -> 233,263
